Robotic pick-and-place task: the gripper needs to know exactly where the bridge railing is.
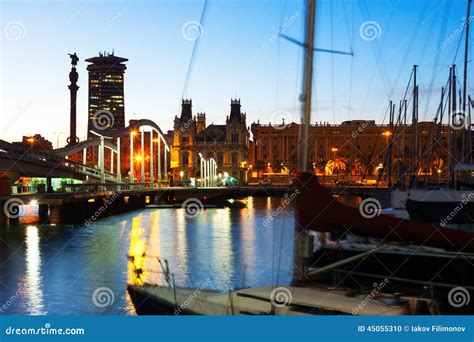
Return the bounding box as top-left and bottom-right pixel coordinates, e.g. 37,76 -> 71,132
1,140 -> 116,181
11,182 -> 171,195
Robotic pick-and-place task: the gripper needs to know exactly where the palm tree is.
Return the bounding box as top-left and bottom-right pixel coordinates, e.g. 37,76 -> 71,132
325,158 -> 347,175
351,158 -> 365,176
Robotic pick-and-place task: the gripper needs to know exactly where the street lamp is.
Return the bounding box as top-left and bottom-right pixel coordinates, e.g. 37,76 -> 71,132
383,131 -> 392,146
331,147 -> 338,160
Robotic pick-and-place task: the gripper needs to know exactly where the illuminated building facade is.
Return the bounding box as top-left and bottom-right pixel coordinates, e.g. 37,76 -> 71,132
250,120 -> 450,179
170,99 -> 250,182
86,52 -> 127,138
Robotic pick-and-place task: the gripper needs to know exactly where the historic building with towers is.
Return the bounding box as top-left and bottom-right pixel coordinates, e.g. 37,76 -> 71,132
170,99 -> 250,183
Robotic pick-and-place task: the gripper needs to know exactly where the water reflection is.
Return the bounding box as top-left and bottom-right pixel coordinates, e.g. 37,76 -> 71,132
0,196 -> 295,315
128,216 -> 147,285
24,225 -> 45,315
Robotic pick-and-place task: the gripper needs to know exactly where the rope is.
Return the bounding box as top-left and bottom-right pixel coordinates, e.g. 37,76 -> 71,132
182,0 -> 209,98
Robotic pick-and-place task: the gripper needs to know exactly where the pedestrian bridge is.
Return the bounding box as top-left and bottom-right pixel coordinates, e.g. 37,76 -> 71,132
0,119 -> 171,195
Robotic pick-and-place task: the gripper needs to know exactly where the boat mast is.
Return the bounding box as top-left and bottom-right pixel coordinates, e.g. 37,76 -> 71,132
448,66 -> 452,184
387,101 -> 394,187
411,65 -> 418,185
462,0 -> 472,162
452,64 -> 457,165
292,0 -> 316,284
297,0 -> 316,172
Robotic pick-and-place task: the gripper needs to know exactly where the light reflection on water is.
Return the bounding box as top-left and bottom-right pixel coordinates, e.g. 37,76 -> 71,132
0,196 -> 294,315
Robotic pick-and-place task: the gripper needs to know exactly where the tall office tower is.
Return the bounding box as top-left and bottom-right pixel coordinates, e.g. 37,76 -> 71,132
86,51 -> 128,138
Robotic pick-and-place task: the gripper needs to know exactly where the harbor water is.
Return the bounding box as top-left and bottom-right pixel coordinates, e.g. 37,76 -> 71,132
0,196 -> 295,315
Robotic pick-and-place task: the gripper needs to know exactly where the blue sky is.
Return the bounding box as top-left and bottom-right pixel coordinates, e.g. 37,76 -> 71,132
1,0 -> 472,146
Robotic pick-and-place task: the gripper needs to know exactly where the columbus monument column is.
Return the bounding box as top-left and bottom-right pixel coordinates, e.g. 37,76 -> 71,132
67,52 -> 80,146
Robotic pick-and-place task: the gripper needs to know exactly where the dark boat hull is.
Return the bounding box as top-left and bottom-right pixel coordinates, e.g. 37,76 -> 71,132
309,244 -> 474,314
406,198 -> 474,224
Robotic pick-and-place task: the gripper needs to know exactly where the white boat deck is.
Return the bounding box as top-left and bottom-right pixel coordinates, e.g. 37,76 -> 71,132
131,284 -> 408,316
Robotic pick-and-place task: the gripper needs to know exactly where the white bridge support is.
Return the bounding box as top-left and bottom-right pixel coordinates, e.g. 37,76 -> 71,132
140,128 -> 145,183
130,131 -> 135,183
149,132 -> 154,185
99,136 -> 105,183
116,137 -> 122,182
58,120 -> 170,185
127,125 -> 170,187
157,136 -> 162,188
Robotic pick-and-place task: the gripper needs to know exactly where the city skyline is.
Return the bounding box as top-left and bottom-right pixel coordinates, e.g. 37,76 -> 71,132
1,0 -> 471,147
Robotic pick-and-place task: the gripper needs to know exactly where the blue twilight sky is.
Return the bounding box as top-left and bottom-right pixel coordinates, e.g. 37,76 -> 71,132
0,0 -> 472,146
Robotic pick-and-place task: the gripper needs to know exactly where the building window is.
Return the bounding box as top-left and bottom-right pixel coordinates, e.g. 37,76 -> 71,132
182,152 -> 189,166
218,153 -> 223,166
231,133 -> 239,144
181,136 -> 189,145
231,152 -> 238,166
